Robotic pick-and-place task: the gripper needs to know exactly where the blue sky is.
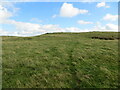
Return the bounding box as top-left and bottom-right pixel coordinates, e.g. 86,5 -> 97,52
0,2 -> 118,36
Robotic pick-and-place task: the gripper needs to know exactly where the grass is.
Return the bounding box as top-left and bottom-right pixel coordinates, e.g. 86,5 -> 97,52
2,32 -> 119,88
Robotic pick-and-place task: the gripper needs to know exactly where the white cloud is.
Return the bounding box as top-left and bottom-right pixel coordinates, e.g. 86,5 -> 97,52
105,24 -> 118,30
93,22 -> 105,30
0,29 -> 10,36
103,14 -> 118,21
12,21 -> 42,31
0,2 -> 20,24
52,14 -> 57,18
92,22 -> 118,32
77,20 -> 93,25
0,5 -> 13,20
30,18 -> 42,23
65,27 -> 89,32
0,2 -> 20,15
1,19 -> 66,36
96,2 -> 110,8
60,3 -> 88,17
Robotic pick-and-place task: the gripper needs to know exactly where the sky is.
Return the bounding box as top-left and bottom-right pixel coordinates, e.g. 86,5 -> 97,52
0,1 -> 118,36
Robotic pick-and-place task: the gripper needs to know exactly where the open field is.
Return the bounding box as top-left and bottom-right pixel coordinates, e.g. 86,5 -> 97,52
2,32 -> 119,88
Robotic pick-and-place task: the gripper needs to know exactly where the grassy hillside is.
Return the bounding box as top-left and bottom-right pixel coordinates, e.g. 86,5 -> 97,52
2,32 -> 119,88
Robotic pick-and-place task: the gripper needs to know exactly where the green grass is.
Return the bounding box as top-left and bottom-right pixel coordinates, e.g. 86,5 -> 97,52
2,32 -> 119,88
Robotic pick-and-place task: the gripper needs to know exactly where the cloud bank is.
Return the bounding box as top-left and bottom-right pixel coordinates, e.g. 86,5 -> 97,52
0,2 -> 118,36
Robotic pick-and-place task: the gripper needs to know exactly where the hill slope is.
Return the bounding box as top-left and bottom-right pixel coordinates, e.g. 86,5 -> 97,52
2,32 -> 119,88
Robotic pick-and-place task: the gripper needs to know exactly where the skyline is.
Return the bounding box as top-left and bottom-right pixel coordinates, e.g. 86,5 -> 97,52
0,2 -> 118,36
